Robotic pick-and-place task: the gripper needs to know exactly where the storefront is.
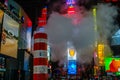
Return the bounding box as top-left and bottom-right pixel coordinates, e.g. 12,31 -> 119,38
0,54 -> 18,80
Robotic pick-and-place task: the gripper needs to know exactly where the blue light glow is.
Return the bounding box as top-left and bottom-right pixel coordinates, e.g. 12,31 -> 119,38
66,0 -> 75,5
111,29 -> 120,45
68,60 -> 77,74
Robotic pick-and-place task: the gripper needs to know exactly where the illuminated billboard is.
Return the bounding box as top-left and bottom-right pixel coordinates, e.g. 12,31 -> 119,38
8,0 -> 20,17
0,13 -> 19,58
68,60 -> 77,74
111,29 -> 120,45
97,44 -> 104,66
18,8 -> 32,51
68,48 -> 76,60
105,58 -> 120,73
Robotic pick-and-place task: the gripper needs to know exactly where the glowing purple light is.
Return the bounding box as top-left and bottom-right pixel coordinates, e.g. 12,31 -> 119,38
66,0 -> 75,5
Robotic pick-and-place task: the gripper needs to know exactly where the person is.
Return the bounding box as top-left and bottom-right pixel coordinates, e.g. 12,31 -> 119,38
114,76 -> 118,80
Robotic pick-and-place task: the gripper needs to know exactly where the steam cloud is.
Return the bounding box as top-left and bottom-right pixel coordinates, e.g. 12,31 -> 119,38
45,3 -> 119,65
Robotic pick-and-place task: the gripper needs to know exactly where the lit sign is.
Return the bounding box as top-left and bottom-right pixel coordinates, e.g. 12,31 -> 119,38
68,48 -> 76,60
98,44 -> 104,65
118,68 -> 120,72
41,7 -> 47,18
68,60 -> 76,74
38,17 -> 46,27
67,5 -> 75,15
69,49 -> 75,57
105,58 -> 120,73
38,7 -> 47,27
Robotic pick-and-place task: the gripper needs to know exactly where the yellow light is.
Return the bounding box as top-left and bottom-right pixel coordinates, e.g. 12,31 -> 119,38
93,8 -> 97,31
69,49 -> 75,57
97,44 -> 105,65
93,7 -> 98,49
93,8 -> 96,16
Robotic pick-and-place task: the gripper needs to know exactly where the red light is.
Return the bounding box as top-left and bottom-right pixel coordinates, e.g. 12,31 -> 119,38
41,8 -> 47,18
38,17 -> 46,27
112,0 -> 118,2
27,20 -> 32,27
42,8 -> 47,13
105,0 -> 118,2
38,7 -> 47,27
41,14 -> 47,18
67,5 -> 75,15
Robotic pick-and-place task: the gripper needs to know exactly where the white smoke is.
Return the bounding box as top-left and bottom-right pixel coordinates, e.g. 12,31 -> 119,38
97,3 -> 118,40
45,3 -> 118,65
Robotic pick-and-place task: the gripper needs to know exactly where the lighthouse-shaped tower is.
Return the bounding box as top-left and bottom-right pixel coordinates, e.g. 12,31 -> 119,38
67,0 -> 75,15
33,7 -> 48,80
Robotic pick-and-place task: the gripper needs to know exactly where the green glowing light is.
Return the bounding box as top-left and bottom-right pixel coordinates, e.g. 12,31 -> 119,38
93,8 -> 97,31
116,72 -> 120,76
105,57 -> 120,75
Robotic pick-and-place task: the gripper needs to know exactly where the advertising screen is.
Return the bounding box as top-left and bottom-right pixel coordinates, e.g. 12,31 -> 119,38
111,29 -> 120,45
68,60 -> 77,74
105,58 -> 120,73
18,8 -> 32,51
68,48 -> 76,60
0,13 -> 19,58
8,0 -> 20,17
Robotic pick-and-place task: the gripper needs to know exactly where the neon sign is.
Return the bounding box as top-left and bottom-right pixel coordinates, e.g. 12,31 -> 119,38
68,60 -> 77,74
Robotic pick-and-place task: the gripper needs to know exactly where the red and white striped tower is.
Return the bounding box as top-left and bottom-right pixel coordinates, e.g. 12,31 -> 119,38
33,7 -> 48,80
66,0 -> 75,15
33,32 -> 48,80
